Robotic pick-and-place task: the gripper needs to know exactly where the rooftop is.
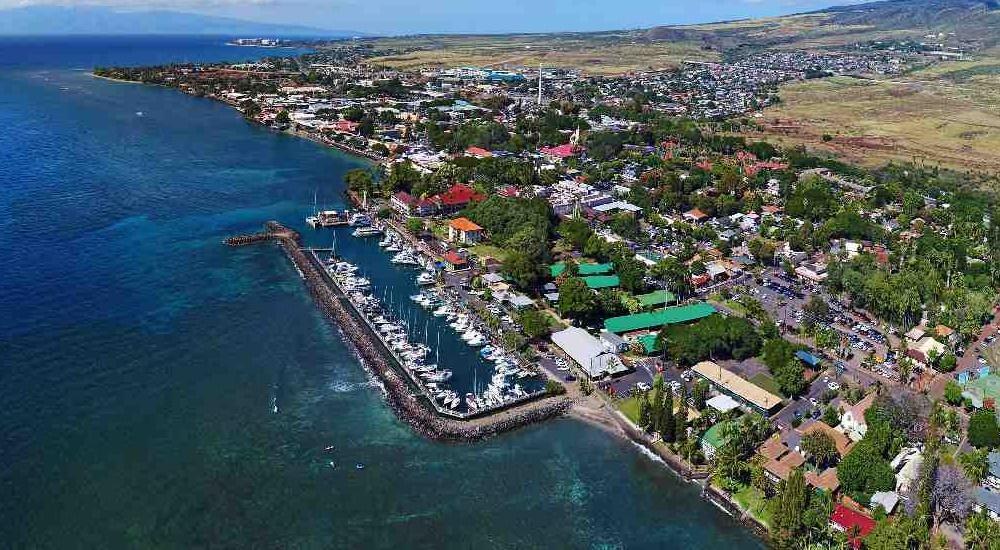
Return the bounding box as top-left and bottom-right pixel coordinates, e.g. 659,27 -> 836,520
449,217 -> 483,232
691,361 -> 783,412
550,261 -> 614,278
604,303 -> 716,334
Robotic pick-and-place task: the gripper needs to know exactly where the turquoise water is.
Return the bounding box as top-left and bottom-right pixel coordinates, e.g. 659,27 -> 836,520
0,37 -> 763,548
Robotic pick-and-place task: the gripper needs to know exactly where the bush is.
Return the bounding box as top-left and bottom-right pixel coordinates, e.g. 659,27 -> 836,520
545,379 -> 567,396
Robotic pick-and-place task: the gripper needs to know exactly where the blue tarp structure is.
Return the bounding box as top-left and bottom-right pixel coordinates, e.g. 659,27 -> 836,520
795,350 -> 822,368
981,366 -> 992,378
959,371 -> 971,385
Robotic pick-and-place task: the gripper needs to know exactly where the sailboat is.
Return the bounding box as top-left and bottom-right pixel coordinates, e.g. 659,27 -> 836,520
306,190 -> 319,227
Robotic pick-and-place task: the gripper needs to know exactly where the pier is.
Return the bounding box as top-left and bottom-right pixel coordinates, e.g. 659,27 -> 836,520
226,222 -> 571,441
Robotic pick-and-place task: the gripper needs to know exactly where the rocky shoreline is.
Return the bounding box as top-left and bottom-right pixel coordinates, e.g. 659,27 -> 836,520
230,221 -> 572,442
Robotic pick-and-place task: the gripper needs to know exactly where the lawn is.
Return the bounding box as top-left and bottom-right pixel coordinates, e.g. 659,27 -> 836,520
618,396 -> 642,424
731,485 -> 773,528
468,244 -> 507,262
750,372 -> 782,396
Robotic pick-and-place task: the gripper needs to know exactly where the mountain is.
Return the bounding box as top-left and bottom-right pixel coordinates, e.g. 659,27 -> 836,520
645,0 -> 1000,50
0,6 -> 363,37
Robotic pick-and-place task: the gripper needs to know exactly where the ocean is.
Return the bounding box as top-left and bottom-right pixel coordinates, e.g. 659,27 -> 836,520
0,36 -> 763,548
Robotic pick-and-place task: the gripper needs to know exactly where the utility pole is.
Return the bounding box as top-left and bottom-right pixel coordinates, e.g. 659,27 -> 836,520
537,64 -> 543,106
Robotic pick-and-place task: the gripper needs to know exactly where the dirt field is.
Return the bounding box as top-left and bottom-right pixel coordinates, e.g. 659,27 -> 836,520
366,33 -> 716,74
747,60 -> 1000,173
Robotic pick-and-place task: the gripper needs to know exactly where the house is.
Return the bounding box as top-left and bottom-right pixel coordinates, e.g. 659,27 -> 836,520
829,504 -> 875,549
442,251 -> 470,272
333,119 -> 360,133
706,394 -> 741,414
757,436 -> 806,485
838,393 -> 876,442
933,324 -> 958,347
907,336 -> 946,365
683,208 -> 709,223
870,491 -> 900,514
448,217 -> 484,245
701,421 -> 729,461
799,420 -> 853,457
795,262 -> 828,283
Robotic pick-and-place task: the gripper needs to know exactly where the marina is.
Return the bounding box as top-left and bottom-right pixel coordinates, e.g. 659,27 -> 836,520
311,223 -> 547,418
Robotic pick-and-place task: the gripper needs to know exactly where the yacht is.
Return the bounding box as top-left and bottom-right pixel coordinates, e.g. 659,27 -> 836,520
348,212 -> 371,227
352,226 -> 382,238
416,271 -> 436,286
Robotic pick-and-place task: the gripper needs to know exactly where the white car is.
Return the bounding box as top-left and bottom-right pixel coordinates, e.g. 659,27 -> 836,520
828,382 -> 841,391
636,382 -> 651,392
809,397 -> 819,406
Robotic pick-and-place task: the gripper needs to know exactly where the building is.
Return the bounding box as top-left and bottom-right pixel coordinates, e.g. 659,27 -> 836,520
442,251 -> 470,272
701,421 -> 729,461
683,208 -> 709,223
448,217 -> 484,245
550,326 -> 627,379
434,183 -> 485,215
870,491 -> 900,514
603,303 -> 717,334
975,487 -> 1000,520
391,191 -> 436,217
986,451 -> 1000,492
830,504 -> 875,548
691,361 -> 783,414
838,393 -> 876,442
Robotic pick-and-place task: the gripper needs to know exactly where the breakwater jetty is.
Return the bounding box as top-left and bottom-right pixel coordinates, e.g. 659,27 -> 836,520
226,221 -> 571,441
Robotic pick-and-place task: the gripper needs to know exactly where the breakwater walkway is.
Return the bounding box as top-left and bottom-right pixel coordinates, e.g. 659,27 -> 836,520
226,221 -> 572,441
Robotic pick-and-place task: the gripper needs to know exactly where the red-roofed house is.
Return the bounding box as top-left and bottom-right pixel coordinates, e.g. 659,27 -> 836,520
433,183 -> 485,215
830,505 -> 875,549
539,143 -> 579,160
465,146 -> 492,158
683,208 -> 709,223
442,250 -> 470,272
498,186 -> 520,198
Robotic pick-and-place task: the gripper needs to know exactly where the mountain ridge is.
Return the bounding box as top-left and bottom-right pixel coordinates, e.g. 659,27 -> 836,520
0,5 -> 364,37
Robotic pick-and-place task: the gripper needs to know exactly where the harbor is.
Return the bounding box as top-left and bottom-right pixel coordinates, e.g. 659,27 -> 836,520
225,220 -> 568,440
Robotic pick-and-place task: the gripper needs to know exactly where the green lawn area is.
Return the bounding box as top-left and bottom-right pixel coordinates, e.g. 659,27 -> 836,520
750,372 -> 782,396
618,396 -> 642,424
723,299 -> 748,317
468,244 -> 507,261
732,485 -> 773,528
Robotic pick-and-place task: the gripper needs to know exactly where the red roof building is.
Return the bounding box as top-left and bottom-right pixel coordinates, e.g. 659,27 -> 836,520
334,120 -> 360,133
465,146 -> 492,158
442,251 -> 470,271
390,191 -> 436,217
539,143 -> 579,160
433,183 -> 485,214
830,504 -> 875,549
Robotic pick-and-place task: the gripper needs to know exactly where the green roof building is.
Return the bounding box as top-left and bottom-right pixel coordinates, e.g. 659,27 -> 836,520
636,333 -> 662,355
603,302 -> 716,334
701,421 -> 731,460
635,290 -> 677,309
550,261 -> 614,278
583,275 -> 620,290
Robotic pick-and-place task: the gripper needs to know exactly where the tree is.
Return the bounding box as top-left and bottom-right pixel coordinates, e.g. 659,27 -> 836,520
650,375 -> 665,434
838,439 -> 896,497
945,380 -> 965,406
772,468 -> 809,543
518,310 -> 551,339
934,465 -> 973,524
802,296 -> 830,328
557,277 -> 597,323
661,389 -> 676,442
558,217 -> 592,251
965,510 -> 1000,549
675,384 -> 688,443
275,109 -> 290,124
822,405 -> 841,427
801,431 -> 839,468
761,338 -> 807,397
638,392 -> 651,429
504,252 -> 544,290
959,449 -> 989,484
405,217 -> 423,234
692,380 -> 709,411
344,168 -> 376,196
969,410 -> 1000,449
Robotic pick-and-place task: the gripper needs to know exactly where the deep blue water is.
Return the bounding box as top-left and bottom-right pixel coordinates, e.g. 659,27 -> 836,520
0,36 -> 763,548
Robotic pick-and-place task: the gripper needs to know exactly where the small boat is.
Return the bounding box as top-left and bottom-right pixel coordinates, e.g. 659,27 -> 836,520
352,226 -> 382,238
324,445 -> 335,452
348,213 -> 371,227
356,463 -> 365,470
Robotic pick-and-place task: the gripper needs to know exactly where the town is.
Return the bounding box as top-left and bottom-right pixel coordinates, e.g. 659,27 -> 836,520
97,39 -> 1000,549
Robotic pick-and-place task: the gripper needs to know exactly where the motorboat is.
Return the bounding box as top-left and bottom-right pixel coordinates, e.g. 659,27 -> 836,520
352,226 -> 382,238
348,212 -> 371,227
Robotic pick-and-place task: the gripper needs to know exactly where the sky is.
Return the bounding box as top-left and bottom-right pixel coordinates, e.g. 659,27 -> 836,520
1,0 -> 862,35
